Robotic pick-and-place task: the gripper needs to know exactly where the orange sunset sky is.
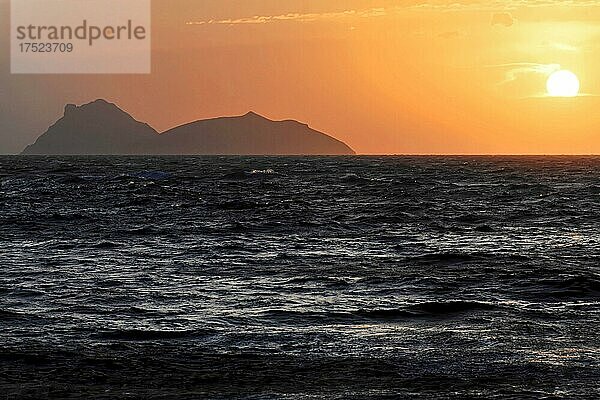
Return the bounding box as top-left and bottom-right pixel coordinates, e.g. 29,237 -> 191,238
2,0 -> 600,154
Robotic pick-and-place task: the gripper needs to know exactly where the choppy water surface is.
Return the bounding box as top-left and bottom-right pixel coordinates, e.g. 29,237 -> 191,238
1,156 -> 599,399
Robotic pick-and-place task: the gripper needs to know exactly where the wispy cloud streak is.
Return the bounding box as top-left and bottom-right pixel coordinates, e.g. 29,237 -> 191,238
487,62 -> 561,85
186,8 -> 386,26
186,1 -> 600,26
410,0 -> 600,11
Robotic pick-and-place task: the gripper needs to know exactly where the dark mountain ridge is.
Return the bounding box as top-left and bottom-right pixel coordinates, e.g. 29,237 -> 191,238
22,100 -> 355,155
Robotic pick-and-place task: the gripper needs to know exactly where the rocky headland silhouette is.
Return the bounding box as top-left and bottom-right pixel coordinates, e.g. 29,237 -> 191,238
22,100 -> 355,155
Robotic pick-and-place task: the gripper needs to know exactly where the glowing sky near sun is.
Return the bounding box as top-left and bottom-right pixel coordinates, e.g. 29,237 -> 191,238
2,0 -> 600,154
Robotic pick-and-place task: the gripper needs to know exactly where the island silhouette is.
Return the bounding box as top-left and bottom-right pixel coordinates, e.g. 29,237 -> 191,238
21,99 -> 355,155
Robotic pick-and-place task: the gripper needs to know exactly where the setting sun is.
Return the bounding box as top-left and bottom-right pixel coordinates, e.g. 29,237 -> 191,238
546,70 -> 580,98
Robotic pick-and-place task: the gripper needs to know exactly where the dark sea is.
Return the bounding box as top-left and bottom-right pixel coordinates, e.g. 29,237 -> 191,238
1,156 -> 599,399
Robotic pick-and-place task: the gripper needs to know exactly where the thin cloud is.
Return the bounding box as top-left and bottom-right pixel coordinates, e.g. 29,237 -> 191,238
488,63 -> 561,85
484,63 -> 560,98
186,8 -> 387,26
410,1 -> 600,11
186,1 -> 600,27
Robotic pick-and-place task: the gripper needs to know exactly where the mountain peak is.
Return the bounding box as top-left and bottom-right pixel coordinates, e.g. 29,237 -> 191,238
64,103 -> 78,115
22,99 -> 159,155
81,98 -> 118,110
89,98 -> 110,105
64,99 -> 120,116
242,111 -> 263,118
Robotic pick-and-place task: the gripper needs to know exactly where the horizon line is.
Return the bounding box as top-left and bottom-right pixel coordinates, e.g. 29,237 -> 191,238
6,153 -> 600,157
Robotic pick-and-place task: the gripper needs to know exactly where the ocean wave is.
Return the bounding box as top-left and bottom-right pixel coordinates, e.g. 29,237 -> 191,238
283,276 -> 354,287
340,173 -> 368,183
0,310 -> 28,320
262,309 -> 354,322
453,213 -> 491,224
473,224 -> 495,232
261,301 -> 498,323
213,200 -> 265,210
91,241 -> 122,249
222,169 -> 277,180
119,226 -> 159,235
355,301 -> 498,319
537,275 -> 600,298
251,169 -> 276,175
407,252 -> 530,264
97,328 -> 214,341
